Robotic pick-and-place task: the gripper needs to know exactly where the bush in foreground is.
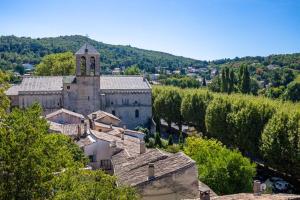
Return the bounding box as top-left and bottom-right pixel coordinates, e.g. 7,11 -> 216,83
184,136 -> 256,195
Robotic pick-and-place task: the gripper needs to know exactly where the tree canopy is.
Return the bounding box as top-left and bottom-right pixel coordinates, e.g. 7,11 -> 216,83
184,136 -> 256,195
0,103 -> 137,199
35,51 -> 75,76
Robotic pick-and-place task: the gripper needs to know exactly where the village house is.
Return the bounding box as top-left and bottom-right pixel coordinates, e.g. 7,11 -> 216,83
44,108 -> 199,199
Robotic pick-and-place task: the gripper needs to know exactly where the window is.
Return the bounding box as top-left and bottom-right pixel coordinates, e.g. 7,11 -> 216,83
67,85 -> 70,89
112,110 -> 115,116
111,101 -> 114,105
80,56 -> 86,75
90,57 -> 96,76
89,155 -> 96,162
135,109 -> 139,118
88,96 -> 90,101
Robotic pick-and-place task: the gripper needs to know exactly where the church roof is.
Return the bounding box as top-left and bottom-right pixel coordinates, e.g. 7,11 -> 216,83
100,76 -> 151,90
6,76 -> 63,94
75,43 -> 100,55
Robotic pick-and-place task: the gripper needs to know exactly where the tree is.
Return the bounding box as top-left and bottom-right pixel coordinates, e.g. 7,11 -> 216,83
240,65 -> 251,94
153,89 -> 182,132
0,104 -> 137,199
221,68 -> 228,93
281,81 -> 300,102
208,76 -> 221,92
154,132 -> 162,147
202,77 -> 206,86
228,69 -> 235,94
0,71 -> 10,118
35,52 -> 75,76
168,134 -> 173,146
181,91 -> 211,134
124,65 -> 140,75
52,169 -> 137,200
184,137 -> 256,195
261,110 -> 300,177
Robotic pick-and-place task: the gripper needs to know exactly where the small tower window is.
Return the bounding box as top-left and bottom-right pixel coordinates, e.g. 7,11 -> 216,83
90,57 -> 96,76
80,56 -> 86,75
135,109 -> 139,118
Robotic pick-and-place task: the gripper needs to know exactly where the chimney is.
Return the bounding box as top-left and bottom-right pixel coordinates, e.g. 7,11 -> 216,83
92,113 -> 97,120
148,163 -> 155,180
123,125 -> 126,130
121,132 -> 124,140
253,180 -> 261,195
200,190 -> 210,200
81,118 -> 85,124
140,140 -> 146,154
110,140 -> 117,148
110,123 -> 113,129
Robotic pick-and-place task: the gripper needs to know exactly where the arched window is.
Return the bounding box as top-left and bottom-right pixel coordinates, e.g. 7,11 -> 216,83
90,57 -> 95,76
80,56 -> 86,75
135,109 -> 139,118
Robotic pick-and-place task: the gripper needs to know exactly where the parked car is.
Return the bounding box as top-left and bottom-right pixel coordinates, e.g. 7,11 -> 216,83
274,180 -> 289,192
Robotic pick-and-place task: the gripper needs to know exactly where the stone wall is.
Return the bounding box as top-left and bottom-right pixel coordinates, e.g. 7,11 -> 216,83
19,92 -> 62,111
63,76 -> 100,115
100,91 -> 152,129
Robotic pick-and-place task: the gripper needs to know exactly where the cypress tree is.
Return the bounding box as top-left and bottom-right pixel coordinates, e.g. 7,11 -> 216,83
154,132 -> 162,147
221,68 -> 228,93
241,66 -> 251,93
228,69 -> 235,94
202,77 -> 206,86
168,134 -> 173,145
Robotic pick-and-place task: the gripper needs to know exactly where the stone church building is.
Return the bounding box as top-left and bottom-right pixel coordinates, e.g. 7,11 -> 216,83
6,44 -> 152,129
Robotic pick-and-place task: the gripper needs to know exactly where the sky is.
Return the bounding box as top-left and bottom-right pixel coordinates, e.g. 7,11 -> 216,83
0,0 -> 300,60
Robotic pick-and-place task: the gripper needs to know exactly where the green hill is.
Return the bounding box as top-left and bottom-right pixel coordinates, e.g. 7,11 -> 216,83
0,35 -> 208,72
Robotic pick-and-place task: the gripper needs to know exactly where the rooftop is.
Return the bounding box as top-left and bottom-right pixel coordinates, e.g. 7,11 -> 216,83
46,108 -> 85,120
6,76 -> 63,94
112,148 -> 196,187
75,43 -> 100,55
88,110 -> 121,122
100,76 -> 151,90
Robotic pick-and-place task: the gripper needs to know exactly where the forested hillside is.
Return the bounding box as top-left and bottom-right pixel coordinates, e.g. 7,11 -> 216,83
0,35 -> 207,72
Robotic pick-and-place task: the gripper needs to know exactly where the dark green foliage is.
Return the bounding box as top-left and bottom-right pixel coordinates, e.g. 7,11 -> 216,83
202,77 -> 206,86
184,137 -> 256,195
208,76 -> 221,92
162,76 -> 200,88
153,85 -> 300,177
0,35 -> 207,72
282,81 -> 300,102
153,88 -> 182,131
179,132 -> 184,145
154,132 -> 162,147
181,91 -> 211,134
0,103 -> 137,199
261,110 -> 300,178
228,69 -> 235,94
35,51 -> 75,75
124,65 -> 140,75
240,65 -> 251,94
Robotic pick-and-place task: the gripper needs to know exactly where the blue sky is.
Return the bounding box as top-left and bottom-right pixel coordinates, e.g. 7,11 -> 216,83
1,0 -> 300,60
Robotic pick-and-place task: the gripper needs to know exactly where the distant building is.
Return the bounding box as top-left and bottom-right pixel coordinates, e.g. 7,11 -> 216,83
6,44 -> 152,129
112,67 -> 121,75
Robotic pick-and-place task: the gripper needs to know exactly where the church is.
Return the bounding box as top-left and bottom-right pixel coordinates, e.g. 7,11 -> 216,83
6,44 -> 152,129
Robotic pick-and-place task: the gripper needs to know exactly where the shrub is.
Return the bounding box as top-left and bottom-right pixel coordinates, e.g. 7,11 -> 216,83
184,137 -> 256,195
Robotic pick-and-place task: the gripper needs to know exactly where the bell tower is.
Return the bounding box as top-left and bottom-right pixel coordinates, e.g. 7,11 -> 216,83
75,43 -> 100,76
64,43 -> 100,115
